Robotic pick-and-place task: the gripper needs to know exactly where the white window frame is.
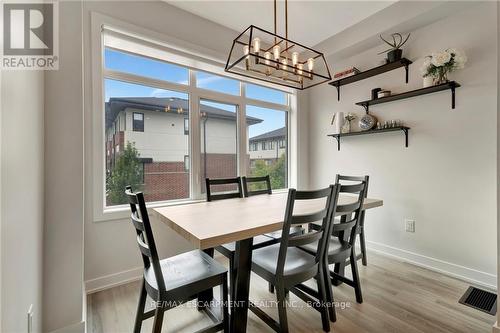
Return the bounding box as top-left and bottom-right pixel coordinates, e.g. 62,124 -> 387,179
90,13 -> 297,222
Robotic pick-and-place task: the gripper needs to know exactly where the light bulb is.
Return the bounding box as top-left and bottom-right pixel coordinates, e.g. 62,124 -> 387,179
307,58 -> 314,71
291,52 -> 299,66
253,37 -> 261,53
264,52 -> 271,65
281,58 -> 288,70
243,45 -> 250,69
297,63 -> 303,75
178,107 -> 183,114
273,45 -> 281,60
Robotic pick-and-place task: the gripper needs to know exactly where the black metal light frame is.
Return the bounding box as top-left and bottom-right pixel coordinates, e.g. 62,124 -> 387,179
225,25 -> 332,90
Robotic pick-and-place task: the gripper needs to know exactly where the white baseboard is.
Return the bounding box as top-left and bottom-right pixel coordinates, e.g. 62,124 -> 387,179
367,240 -> 497,290
85,266 -> 143,294
49,320 -> 85,333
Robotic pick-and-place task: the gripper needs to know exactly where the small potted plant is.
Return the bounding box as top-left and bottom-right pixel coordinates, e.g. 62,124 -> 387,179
378,33 -> 411,63
420,48 -> 467,87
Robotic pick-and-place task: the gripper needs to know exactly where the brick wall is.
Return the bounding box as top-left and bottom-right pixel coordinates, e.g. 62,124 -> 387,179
143,161 -> 189,202
142,153 -> 237,201
105,153 -> 239,204
200,153 -> 237,193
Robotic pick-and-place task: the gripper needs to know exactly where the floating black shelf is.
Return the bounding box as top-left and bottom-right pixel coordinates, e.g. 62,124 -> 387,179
329,58 -> 412,101
328,126 -> 410,151
356,81 -> 461,112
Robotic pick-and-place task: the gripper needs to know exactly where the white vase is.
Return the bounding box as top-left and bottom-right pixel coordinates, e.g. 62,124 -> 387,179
423,76 -> 433,88
333,112 -> 344,134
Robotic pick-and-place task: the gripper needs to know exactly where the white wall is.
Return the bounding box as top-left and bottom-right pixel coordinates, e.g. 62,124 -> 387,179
309,2 -> 497,288
1,71 -> 44,332
249,141 -> 286,160
43,1 -> 85,332
124,109 -> 189,162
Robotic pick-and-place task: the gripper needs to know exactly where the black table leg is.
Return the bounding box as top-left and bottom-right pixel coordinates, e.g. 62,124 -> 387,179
197,248 -> 215,309
231,237 -> 253,333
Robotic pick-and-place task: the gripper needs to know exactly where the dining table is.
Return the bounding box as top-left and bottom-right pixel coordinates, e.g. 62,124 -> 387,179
153,191 -> 383,333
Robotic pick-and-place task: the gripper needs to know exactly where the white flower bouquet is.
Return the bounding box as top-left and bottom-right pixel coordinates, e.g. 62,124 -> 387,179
420,48 -> 467,85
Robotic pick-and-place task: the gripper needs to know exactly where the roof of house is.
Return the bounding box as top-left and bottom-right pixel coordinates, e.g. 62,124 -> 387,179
249,127 -> 286,142
105,97 -> 262,129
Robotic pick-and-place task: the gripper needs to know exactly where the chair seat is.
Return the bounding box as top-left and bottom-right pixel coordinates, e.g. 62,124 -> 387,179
144,249 -> 227,293
264,226 -> 304,239
299,236 -> 350,256
216,235 -> 276,257
252,243 -> 316,277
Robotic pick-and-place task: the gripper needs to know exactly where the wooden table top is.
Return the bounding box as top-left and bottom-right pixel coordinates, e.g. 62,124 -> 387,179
153,192 -> 383,250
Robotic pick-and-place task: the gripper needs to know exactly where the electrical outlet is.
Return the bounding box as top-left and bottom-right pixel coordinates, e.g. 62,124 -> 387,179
27,304 -> 33,333
405,219 -> 415,233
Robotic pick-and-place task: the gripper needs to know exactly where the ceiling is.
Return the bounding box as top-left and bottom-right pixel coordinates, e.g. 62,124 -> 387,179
166,1 -> 396,47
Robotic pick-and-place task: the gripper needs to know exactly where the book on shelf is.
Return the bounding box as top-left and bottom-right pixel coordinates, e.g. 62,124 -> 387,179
333,67 -> 360,80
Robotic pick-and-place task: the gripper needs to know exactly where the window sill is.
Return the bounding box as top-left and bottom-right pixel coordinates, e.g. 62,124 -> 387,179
93,198 -> 206,222
93,189 -> 291,223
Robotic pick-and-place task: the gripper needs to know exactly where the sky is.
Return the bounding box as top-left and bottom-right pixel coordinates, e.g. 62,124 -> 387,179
104,48 -> 286,138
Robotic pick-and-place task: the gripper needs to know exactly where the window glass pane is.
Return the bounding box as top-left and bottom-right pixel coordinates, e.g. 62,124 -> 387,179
200,100 -> 238,194
133,112 -> 144,132
197,71 -> 240,95
105,79 -> 190,206
246,83 -> 287,105
246,105 -> 287,190
104,48 -> 189,84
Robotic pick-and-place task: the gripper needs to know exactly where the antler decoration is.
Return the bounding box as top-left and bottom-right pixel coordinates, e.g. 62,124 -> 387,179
377,32 -> 411,55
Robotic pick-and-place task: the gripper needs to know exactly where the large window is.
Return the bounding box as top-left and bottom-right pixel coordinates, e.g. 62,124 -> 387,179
99,30 -> 292,211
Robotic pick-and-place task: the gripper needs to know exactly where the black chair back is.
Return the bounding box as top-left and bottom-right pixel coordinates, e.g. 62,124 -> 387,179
276,185 -> 337,277
335,175 -> 369,197
125,186 -> 166,295
205,177 -> 243,201
242,175 -> 272,197
329,181 -> 367,249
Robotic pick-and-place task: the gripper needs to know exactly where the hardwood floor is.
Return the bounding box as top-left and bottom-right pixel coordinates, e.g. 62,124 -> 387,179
87,252 -> 495,333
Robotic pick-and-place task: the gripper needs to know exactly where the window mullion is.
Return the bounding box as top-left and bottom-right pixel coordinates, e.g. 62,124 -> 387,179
189,70 -> 202,200
238,85 -> 247,177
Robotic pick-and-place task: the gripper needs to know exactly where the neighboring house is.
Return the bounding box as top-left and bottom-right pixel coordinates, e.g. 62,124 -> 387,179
248,127 -> 287,166
105,97 -> 261,202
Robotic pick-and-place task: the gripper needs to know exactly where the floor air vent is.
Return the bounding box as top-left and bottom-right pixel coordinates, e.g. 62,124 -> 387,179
459,286 -> 497,315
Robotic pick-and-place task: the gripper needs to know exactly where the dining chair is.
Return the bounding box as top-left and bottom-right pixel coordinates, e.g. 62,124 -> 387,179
335,175 -> 370,266
205,177 -> 243,202
249,186 -> 337,333
241,175 -> 304,294
206,177 -> 276,299
299,181 -> 366,322
125,186 -> 229,333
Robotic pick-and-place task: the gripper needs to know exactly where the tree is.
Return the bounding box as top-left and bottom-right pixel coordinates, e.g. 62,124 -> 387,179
268,154 -> 286,189
107,142 -> 144,205
249,154 -> 286,190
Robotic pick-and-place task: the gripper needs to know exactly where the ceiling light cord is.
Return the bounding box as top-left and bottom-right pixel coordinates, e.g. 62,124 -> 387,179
274,0 -> 277,42
285,0 -> 288,40
285,0 -> 288,49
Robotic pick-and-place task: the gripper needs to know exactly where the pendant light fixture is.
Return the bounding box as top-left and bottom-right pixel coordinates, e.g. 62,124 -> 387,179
225,0 -> 331,90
